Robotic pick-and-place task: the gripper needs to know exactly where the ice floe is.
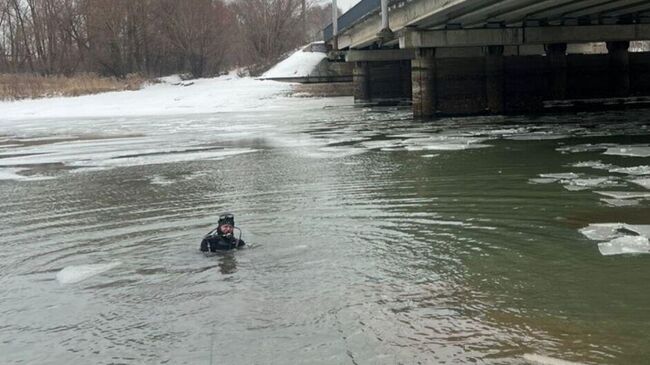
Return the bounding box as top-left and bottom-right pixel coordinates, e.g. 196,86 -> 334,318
630,178 -> 650,190
556,143 -> 615,154
0,167 -> 54,181
599,198 -> 641,207
570,160 -> 613,170
580,223 -> 650,256
149,175 -> 175,185
56,261 -> 121,284
609,165 -> 650,175
563,177 -> 616,191
523,353 -> 587,365
359,136 -> 491,152
539,173 -> 580,180
558,143 -> 650,158
594,191 -> 650,199
530,173 -> 620,190
598,236 -> 650,256
603,145 -> 650,158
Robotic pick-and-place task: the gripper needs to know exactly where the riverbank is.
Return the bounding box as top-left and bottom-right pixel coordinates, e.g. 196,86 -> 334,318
0,73 -> 148,100
291,82 -> 353,97
0,74 -> 299,121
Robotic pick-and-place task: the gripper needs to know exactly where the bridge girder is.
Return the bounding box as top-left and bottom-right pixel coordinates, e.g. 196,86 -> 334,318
399,24 -> 650,48
333,0 -> 650,50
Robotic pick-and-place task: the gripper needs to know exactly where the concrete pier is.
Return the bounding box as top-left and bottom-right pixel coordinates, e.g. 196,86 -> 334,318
607,41 -> 630,97
412,48 -> 435,117
546,43 -> 568,100
353,61 -> 370,102
485,45 -> 505,114
348,50 -> 413,104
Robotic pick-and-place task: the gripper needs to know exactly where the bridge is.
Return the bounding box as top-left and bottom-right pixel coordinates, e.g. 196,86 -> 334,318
323,0 -> 650,116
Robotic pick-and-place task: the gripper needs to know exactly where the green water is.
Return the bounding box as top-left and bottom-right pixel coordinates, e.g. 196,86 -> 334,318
1,103 -> 649,364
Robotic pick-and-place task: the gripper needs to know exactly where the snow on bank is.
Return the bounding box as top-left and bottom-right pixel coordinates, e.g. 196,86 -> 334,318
261,44 -> 328,79
0,74 -> 292,121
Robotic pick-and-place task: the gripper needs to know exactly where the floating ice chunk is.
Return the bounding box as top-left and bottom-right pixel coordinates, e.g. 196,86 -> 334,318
566,177 -> 612,189
598,236 -> 650,256
604,145 -> 650,157
361,140 -> 403,150
401,136 -> 491,151
68,148 -> 257,168
529,178 -> 559,184
630,178 -> 650,190
56,262 -> 121,284
379,147 -> 404,151
563,185 -> 587,191
149,175 -> 175,185
600,198 -> 640,207
580,223 -> 626,241
404,143 -> 491,151
0,167 -> 55,181
507,134 -> 570,141
580,223 -> 650,241
421,154 -> 439,158
523,353 -> 587,365
539,173 -> 580,180
556,144 -> 614,154
325,136 -> 370,145
302,146 -> 365,158
594,191 -> 650,199
610,165 -> 650,175
571,160 -> 613,170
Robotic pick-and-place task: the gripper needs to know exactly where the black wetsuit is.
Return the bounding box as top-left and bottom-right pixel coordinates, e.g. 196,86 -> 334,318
200,231 -> 245,252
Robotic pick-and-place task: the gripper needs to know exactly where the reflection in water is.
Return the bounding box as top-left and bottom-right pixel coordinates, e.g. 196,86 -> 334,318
202,251 -> 238,275
0,101 -> 649,364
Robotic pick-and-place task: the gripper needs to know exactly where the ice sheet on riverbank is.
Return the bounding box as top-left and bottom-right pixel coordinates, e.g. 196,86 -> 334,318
580,223 -> 650,256
0,74 -> 292,121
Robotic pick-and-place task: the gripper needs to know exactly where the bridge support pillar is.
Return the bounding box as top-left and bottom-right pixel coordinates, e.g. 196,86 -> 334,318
607,41 -> 630,96
546,43 -> 567,99
412,48 -> 436,117
485,45 -> 504,114
353,61 -> 371,102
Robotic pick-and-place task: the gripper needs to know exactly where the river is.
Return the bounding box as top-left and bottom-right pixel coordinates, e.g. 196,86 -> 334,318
1,87 -> 649,364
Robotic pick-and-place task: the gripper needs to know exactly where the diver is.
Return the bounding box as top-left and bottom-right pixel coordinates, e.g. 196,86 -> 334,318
200,213 -> 245,252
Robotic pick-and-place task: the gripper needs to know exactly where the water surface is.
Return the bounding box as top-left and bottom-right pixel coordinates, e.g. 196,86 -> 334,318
1,96 -> 650,364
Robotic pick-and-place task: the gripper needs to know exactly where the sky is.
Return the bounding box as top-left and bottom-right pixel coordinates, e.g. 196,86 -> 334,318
317,0 -> 360,13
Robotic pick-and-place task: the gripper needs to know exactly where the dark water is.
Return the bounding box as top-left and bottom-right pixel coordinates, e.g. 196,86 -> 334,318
1,97 -> 650,364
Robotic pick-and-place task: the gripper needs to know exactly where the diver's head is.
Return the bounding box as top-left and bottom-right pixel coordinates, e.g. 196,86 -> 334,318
217,213 -> 235,236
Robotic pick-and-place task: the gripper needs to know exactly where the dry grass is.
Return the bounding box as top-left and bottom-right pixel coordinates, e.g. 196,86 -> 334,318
0,73 -> 149,100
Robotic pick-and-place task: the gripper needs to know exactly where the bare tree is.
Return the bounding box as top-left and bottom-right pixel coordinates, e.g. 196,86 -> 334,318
231,0 -> 307,67
158,0 -> 233,78
0,0 -> 332,77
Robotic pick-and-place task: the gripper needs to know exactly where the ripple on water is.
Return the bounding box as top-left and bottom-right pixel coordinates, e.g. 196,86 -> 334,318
2,106 -> 650,364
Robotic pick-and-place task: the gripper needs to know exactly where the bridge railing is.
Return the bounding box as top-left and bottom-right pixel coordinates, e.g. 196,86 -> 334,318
323,0 -> 381,42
